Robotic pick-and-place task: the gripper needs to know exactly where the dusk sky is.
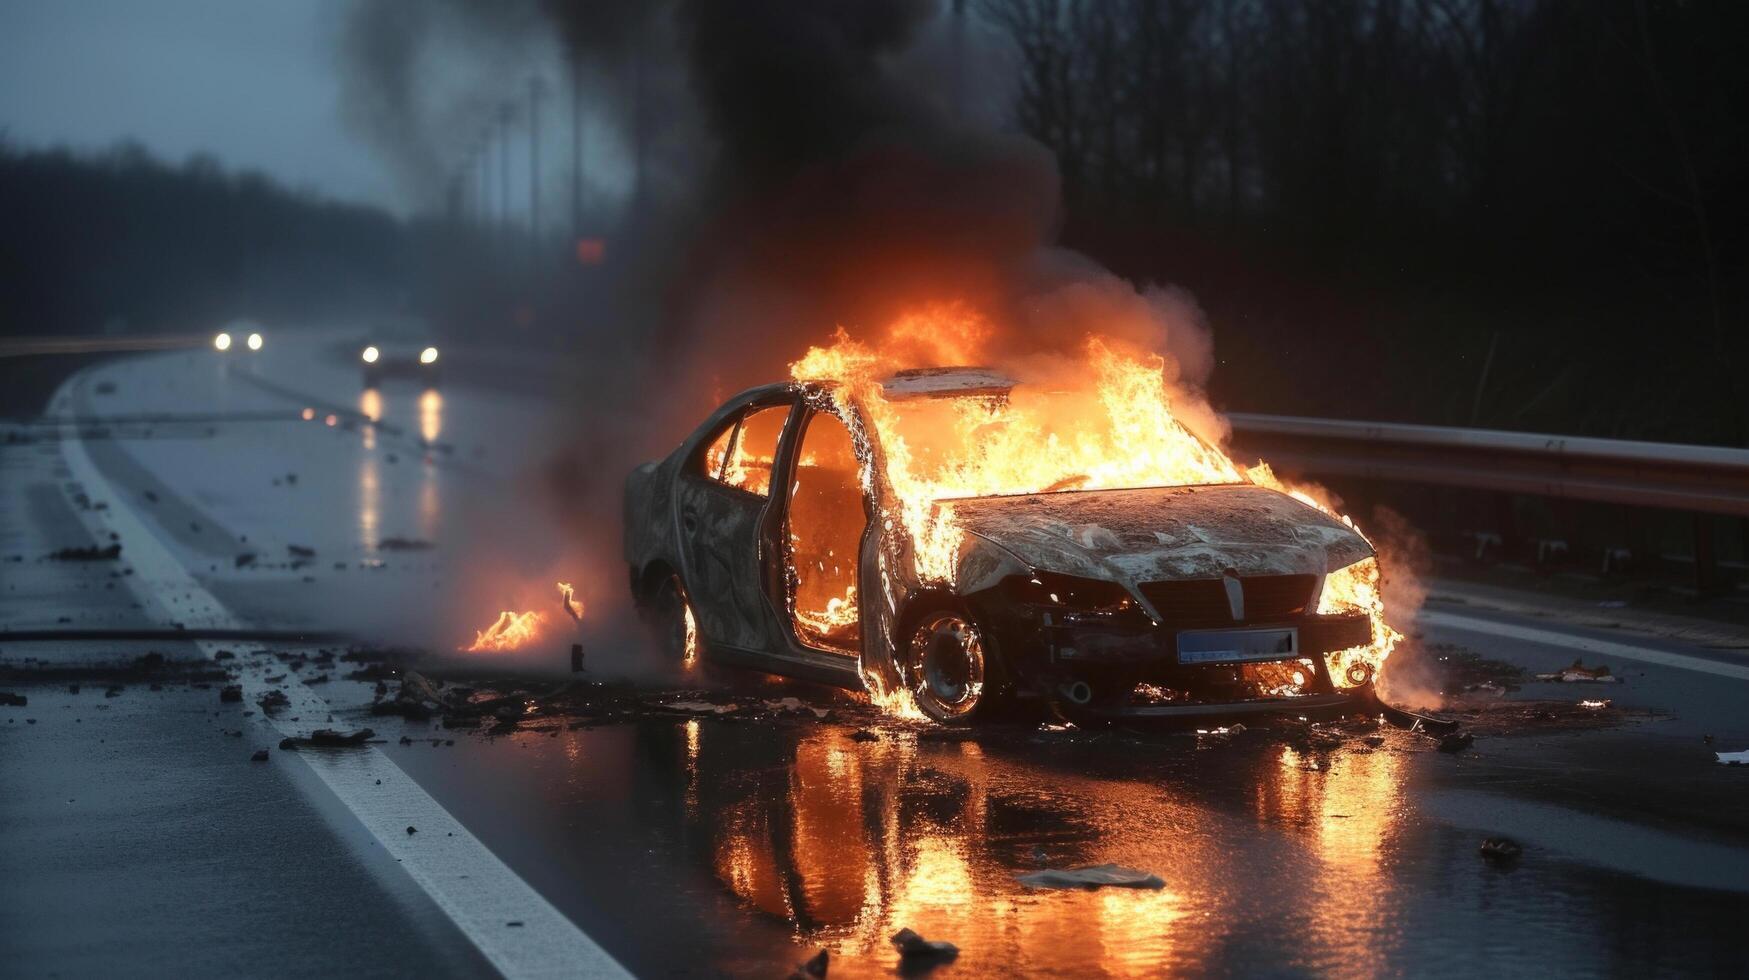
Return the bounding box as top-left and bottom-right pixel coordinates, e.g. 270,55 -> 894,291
0,0 -> 401,209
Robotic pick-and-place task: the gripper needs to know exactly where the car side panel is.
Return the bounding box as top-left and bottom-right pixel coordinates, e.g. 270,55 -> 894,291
673,475 -> 775,651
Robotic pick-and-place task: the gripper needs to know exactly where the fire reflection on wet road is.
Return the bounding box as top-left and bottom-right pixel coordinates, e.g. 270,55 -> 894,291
390,712 -> 1749,979
690,724 -> 1406,976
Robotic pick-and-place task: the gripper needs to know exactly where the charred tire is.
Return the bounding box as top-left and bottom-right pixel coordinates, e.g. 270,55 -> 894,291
902,602 -> 1006,725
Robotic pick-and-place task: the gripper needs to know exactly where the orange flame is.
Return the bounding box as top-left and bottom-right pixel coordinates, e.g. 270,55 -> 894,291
557,581 -> 584,622
465,610 -> 546,652
682,597 -> 700,670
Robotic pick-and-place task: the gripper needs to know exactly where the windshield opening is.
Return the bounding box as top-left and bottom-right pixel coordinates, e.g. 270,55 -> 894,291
871,384 -> 1244,503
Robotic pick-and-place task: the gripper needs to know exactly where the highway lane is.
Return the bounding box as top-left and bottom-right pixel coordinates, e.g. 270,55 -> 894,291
6,331 -> 1749,977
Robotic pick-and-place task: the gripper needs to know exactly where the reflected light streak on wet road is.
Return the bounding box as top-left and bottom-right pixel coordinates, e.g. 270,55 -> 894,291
419,387 -> 443,445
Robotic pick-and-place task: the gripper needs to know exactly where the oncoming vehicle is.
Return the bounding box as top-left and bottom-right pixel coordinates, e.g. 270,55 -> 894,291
358,317 -> 441,387
213,321 -> 265,353
624,368 -> 1379,725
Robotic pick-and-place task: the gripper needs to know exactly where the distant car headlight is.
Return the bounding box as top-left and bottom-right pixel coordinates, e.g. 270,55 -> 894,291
362,346 -> 380,364
246,332 -> 263,351
419,346 -> 439,365
213,332 -> 232,351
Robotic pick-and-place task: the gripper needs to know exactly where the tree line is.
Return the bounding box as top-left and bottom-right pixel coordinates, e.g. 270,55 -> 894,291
0,139 -> 408,339
980,0 -> 1747,445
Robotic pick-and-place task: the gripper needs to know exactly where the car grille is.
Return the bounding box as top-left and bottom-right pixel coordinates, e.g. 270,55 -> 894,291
1137,574 -> 1316,628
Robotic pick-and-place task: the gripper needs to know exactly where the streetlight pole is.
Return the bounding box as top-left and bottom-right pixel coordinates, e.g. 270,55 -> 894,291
530,76 -> 543,244
499,103 -> 512,236
570,51 -> 583,244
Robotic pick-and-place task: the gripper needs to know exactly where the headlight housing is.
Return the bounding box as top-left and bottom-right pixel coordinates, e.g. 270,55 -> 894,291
1006,572 -> 1141,618
213,332 -> 232,351
362,346 -> 380,364
419,346 -> 439,365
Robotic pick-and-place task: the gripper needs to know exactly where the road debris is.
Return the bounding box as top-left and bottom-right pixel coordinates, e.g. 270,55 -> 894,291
287,544 -> 316,559
664,700 -> 738,715
787,949 -> 830,979
1437,732 -> 1475,754
891,928 -> 958,962
278,728 -> 375,750
250,749 -> 269,762
46,543 -> 122,561
1016,863 -> 1165,890
257,690 -> 290,713
1535,660 -> 1620,683
1290,721 -> 1346,751
377,537 -> 432,551
1480,837 -> 1523,863
766,697 -> 831,719
219,685 -> 243,702
1717,750 -> 1749,766
0,692 -> 27,707
406,825 -> 417,835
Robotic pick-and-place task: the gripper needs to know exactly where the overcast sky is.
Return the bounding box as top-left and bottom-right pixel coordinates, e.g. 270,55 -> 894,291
0,0 -> 401,209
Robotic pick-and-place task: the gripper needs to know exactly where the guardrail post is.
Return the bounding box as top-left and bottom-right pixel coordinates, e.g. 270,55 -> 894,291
1494,493 -> 1518,562
1694,514 -> 1720,596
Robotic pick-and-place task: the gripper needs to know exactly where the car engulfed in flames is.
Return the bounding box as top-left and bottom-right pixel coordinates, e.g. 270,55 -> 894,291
624,309 -> 1397,724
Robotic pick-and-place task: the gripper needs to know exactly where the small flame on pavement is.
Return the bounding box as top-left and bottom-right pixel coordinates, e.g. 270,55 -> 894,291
557,581 -> 583,622
466,610 -> 545,652
867,685 -> 928,722
682,599 -> 700,670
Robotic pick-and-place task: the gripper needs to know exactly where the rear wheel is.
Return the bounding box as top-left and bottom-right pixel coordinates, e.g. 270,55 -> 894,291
905,606 -> 998,724
643,574 -> 697,668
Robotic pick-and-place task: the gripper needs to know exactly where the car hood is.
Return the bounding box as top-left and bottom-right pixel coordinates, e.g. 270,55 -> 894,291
948,483 -> 1373,586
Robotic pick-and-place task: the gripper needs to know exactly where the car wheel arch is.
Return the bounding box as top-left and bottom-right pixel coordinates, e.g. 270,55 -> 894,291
634,559 -> 680,608
896,589 -> 1014,720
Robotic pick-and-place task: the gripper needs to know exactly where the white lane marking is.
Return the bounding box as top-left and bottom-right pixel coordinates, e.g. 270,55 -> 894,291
1421,608 -> 1749,682
55,378 -> 630,980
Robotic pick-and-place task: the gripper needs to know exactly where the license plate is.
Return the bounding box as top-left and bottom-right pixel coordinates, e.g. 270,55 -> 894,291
1177,627 -> 1299,665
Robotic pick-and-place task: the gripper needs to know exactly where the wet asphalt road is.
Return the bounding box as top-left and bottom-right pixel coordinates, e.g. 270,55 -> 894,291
4,331 -> 1749,978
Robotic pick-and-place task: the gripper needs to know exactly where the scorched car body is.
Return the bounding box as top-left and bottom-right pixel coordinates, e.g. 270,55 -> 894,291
624,370 -> 1377,724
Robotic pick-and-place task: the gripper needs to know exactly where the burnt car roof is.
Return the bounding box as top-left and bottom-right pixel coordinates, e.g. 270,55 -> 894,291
878,367 -> 1015,400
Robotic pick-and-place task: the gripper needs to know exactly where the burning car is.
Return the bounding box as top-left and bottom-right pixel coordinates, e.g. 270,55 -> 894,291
625,332 -> 1390,725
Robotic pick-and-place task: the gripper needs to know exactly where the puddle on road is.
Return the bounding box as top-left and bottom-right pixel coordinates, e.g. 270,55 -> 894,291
382,702 -> 1749,978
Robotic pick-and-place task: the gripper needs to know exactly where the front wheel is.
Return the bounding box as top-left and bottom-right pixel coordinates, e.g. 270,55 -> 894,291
905,606 -> 1001,724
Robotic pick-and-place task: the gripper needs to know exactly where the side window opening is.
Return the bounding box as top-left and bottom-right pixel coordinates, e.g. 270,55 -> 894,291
720,404 -> 789,497
703,420 -> 737,481
786,411 -> 866,652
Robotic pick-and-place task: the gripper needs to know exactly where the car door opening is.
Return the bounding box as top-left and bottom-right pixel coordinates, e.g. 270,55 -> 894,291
786,411 -> 866,653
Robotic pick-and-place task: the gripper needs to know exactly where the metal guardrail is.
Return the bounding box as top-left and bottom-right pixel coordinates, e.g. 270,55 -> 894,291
1226,413 -> 1749,518
0,334 -> 210,358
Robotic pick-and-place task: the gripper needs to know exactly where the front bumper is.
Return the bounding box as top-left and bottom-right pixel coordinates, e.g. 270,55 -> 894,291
1048,613 -> 1371,666
976,601 -> 1377,721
